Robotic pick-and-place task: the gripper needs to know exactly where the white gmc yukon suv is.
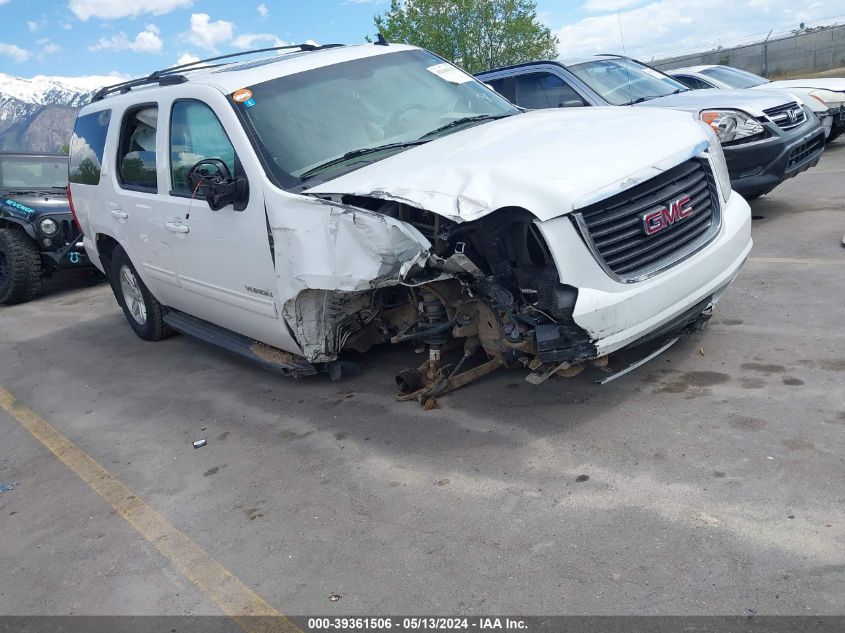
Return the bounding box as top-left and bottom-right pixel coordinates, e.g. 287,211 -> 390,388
69,43 -> 752,401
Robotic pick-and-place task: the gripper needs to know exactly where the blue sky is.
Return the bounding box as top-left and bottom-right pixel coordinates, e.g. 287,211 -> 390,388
1,0 -> 843,79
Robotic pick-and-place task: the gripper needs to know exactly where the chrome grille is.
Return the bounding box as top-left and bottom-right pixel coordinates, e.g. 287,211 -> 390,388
573,158 -> 721,280
763,102 -> 806,130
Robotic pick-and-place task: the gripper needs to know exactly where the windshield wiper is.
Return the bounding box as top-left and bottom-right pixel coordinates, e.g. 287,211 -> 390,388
299,140 -> 429,180
626,95 -> 662,105
418,113 -> 513,140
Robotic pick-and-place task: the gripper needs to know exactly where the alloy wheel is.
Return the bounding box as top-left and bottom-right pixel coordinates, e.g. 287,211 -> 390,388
119,265 -> 147,325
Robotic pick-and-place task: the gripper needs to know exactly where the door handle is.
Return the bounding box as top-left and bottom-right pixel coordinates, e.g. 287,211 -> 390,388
165,221 -> 190,234
110,209 -> 129,220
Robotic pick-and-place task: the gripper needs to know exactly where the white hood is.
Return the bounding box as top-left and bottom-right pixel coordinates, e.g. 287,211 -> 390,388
766,78 -> 845,92
751,85 -> 826,112
637,87 -> 800,117
306,108 -> 709,223
765,78 -> 845,107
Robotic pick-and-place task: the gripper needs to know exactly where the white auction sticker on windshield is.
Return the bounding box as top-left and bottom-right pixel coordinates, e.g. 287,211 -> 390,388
427,62 -> 473,84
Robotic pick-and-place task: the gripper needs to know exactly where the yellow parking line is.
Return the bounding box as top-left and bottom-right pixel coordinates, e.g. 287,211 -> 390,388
748,256 -> 834,265
0,386 -> 301,633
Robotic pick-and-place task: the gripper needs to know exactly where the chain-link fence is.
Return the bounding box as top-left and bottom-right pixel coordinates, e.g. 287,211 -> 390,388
653,24 -> 845,78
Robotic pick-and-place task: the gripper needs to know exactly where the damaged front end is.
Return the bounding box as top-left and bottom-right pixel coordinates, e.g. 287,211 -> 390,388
278,194 -> 600,404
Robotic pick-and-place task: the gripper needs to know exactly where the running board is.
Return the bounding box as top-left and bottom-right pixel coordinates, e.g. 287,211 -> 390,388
595,337 -> 679,385
163,310 -> 317,377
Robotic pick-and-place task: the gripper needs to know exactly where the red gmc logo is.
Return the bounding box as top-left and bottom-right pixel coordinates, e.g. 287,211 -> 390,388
642,195 -> 693,236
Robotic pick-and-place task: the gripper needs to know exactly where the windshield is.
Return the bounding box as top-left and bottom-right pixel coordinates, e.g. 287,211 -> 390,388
236,49 -> 519,184
568,58 -> 688,105
700,66 -> 768,89
0,155 -> 68,190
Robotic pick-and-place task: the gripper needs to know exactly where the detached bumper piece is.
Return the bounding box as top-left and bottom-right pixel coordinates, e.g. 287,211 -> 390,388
162,310 -> 317,377
595,295 -> 714,384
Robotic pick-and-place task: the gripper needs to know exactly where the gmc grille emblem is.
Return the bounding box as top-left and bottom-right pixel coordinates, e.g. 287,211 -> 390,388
642,195 -> 693,235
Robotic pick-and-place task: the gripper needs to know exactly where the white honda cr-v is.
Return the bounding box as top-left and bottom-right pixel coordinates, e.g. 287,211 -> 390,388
68,42 -> 752,402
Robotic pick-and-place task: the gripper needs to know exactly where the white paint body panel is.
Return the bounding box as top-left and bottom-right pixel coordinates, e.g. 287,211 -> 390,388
308,107 -> 709,223
536,193 -> 751,354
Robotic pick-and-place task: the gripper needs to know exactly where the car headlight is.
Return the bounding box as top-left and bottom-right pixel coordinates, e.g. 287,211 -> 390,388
39,218 -> 58,236
700,109 -> 764,143
808,89 -> 842,107
698,123 -> 732,203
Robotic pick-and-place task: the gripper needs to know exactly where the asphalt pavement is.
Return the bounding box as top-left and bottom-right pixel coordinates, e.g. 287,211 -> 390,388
1,143 -> 843,617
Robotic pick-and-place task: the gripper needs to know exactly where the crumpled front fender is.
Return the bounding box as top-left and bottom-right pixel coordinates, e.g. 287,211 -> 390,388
266,193 -> 432,362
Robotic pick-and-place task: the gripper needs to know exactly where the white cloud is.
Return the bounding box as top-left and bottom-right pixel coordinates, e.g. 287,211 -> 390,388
555,0 -> 841,61
186,13 -> 234,52
69,0 -> 193,21
28,16 -> 50,32
176,52 -> 200,65
36,38 -> 62,57
231,33 -> 287,50
0,43 -> 29,62
33,39 -> 63,60
257,3 -> 268,19
583,0 -> 645,11
90,24 -> 163,54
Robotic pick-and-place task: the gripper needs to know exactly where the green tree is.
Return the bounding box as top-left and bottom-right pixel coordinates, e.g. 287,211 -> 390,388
374,0 -> 558,74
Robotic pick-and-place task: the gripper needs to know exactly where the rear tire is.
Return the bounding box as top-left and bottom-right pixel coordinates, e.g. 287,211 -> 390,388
109,246 -> 171,341
0,228 -> 43,304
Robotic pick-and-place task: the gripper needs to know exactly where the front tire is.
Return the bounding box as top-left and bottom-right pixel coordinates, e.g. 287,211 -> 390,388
109,246 -> 171,341
0,228 -> 43,305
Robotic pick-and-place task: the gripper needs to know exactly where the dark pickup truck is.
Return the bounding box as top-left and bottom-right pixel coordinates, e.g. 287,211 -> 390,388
0,152 -> 91,304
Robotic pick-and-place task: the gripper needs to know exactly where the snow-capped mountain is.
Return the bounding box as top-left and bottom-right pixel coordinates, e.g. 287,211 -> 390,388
0,73 -> 123,153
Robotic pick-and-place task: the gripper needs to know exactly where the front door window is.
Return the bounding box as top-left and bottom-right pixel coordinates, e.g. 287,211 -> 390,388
170,100 -> 237,196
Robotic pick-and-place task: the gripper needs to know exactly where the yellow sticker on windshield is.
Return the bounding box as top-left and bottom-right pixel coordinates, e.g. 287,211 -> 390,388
232,88 -> 253,103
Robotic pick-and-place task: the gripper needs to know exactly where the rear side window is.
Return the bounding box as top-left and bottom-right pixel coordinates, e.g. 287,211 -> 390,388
170,100 -> 236,195
69,110 -> 110,185
118,105 -> 158,192
514,73 -> 586,109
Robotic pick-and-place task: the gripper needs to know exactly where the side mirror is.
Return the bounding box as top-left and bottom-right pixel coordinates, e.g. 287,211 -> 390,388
186,158 -> 249,211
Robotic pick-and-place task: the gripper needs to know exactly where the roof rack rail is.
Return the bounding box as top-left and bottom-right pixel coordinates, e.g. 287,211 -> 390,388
91,42 -> 345,102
